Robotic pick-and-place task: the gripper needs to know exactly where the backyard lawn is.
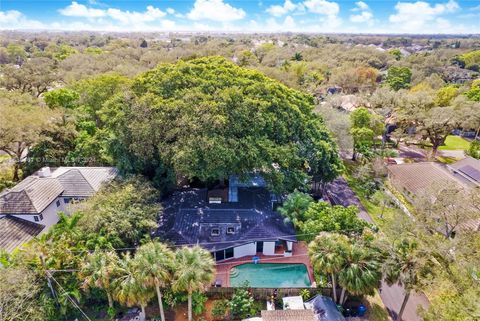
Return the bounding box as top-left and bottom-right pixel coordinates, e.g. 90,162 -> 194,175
438,135 -> 471,150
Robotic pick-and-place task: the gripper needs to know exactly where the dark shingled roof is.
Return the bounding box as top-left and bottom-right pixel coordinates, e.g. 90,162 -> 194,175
157,187 -> 296,251
0,216 -> 44,253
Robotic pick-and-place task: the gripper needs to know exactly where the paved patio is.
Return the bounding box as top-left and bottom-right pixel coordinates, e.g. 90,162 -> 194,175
214,241 -> 314,287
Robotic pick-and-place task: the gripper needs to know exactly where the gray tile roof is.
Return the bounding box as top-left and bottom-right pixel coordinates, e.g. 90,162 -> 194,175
157,187 -> 296,252
261,309 -> 316,321
0,177 -> 64,214
0,167 -> 118,215
52,167 -> 119,197
0,216 -> 44,252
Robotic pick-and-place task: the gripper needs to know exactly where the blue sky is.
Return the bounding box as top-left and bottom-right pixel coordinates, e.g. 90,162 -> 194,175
1,0 -> 479,33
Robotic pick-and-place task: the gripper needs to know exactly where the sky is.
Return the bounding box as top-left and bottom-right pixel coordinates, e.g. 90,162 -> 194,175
0,0 -> 479,34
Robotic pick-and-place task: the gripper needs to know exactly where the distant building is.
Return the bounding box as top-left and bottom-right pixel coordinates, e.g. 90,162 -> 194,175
447,156 -> 480,187
0,166 -> 118,252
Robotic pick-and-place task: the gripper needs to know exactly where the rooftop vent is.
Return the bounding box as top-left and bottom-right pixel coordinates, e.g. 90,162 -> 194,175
38,167 -> 51,178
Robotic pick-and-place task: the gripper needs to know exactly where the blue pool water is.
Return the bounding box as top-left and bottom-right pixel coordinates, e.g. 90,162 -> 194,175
229,263 -> 311,288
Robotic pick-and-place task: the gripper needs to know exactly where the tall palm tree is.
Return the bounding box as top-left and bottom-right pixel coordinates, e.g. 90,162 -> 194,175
80,249 -> 119,311
135,241 -> 175,321
113,253 -> 155,321
338,242 -> 382,304
172,246 -> 215,321
383,239 -> 431,321
309,232 -> 349,303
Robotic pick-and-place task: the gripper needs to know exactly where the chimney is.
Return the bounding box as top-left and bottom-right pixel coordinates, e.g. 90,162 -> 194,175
38,167 -> 51,178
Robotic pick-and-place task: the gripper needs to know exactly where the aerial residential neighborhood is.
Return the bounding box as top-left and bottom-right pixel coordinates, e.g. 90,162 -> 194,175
1,2 -> 480,321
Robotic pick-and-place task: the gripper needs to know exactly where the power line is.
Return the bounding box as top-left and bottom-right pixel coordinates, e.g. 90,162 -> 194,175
46,271 -> 92,321
47,252 -> 312,274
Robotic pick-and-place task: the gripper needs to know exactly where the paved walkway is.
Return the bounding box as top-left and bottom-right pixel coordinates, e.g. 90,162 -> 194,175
324,178 -> 429,321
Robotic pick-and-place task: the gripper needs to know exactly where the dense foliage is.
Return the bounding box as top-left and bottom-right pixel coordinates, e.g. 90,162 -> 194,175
106,56 -> 342,193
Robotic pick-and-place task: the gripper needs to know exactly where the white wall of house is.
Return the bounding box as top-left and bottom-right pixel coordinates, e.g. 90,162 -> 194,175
263,241 -> 276,255
6,197 -> 66,233
286,241 -> 293,251
233,243 -> 256,258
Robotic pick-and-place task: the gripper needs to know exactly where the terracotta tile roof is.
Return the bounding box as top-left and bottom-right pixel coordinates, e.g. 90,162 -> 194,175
0,177 -> 64,214
387,162 -> 466,195
0,216 -> 44,252
261,309 -> 315,321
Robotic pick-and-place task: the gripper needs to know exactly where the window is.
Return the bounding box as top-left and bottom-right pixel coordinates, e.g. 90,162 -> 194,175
56,200 -> 61,207
226,227 -> 235,235
225,247 -> 234,259
39,213 -> 43,221
215,250 -> 225,261
211,228 -> 220,236
64,198 -> 71,204
34,216 -> 39,222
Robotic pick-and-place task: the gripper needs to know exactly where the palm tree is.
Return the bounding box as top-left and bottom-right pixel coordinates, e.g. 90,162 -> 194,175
383,239 -> 430,321
113,253 -> 155,321
172,246 -> 215,321
309,232 -> 349,303
338,242 -> 382,304
135,241 -> 175,321
80,249 -> 119,311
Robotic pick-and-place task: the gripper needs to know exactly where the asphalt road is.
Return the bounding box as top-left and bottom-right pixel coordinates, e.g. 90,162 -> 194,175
324,177 -> 430,321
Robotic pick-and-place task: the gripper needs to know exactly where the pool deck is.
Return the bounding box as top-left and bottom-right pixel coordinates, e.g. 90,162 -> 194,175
214,241 -> 315,287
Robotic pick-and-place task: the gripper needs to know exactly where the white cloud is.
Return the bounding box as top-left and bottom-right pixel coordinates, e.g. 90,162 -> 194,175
59,1 -> 106,17
266,0 -> 302,17
187,0 -> 246,22
59,2 -> 167,24
350,1 -> 373,24
355,1 -> 369,11
389,0 -> 460,26
106,6 -> 166,24
303,0 -> 339,16
0,10 -> 46,29
167,8 -> 176,14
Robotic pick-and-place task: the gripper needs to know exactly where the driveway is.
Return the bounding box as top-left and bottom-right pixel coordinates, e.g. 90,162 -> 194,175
324,178 -> 430,321
324,177 -> 373,224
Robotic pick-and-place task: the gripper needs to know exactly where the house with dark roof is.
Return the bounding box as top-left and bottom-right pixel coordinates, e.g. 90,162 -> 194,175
0,166 -> 117,252
157,176 -> 297,261
447,156 -> 480,187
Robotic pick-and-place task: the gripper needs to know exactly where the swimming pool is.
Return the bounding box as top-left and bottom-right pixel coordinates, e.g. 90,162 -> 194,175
229,263 -> 311,288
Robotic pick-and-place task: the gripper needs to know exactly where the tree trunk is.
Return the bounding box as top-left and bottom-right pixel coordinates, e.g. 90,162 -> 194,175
331,273 -> 338,303
140,305 -> 146,321
156,285 -> 166,321
106,292 -> 113,309
12,161 -> 20,181
398,291 -> 410,321
339,288 -> 346,305
188,293 -> 192,321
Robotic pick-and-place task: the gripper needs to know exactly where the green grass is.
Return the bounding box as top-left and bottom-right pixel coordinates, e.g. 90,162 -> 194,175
438,135 -> 471,151
342,162 -> 403,228
435,156 -> 461,164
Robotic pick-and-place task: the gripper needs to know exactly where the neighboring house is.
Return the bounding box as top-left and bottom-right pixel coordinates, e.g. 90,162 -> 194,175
387,162 -> 469,203
157,176 -> 297,262
261,310 -> 316,321
255,295 -> 345,321
447,156 -> 480,187
0,166 -> 118,252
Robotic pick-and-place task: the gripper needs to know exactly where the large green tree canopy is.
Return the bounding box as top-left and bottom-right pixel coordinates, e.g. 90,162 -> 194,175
106,56 -> 342,193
